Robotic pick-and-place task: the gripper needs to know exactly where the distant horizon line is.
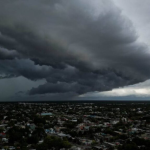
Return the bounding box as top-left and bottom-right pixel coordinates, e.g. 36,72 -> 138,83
0,100 -> 150,103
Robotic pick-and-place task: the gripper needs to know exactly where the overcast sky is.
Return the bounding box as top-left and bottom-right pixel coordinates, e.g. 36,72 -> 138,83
0,0 -> 150,101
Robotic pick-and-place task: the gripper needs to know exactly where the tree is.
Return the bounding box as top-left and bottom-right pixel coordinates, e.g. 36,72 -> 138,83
38,136 -> 72,149
118,142 -> 138,150
34,116 -> 46,125
32,127 -> 46,137
7,126 -> 30,144
0,127 -> 4,133
27,135 -> 39,144
36,143 -> 48,150
91,140 -> 97,146
62,140 -> 72,148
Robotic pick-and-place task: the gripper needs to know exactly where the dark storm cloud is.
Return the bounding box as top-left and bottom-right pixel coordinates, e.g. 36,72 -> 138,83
0,47 -> 19,60
0,23 -> 92,70
29,68 -> 142,95
0,0 -> 150,98
0,59 -> 52,80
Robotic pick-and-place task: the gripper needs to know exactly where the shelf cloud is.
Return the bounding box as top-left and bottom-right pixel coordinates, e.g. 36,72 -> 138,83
0,0 -> 150,100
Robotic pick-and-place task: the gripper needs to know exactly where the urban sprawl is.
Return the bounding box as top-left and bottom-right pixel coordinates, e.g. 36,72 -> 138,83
0,102 -> 150,150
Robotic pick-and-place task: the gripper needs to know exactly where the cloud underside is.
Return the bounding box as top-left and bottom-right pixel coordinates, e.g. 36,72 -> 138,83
0,0 -> 150,99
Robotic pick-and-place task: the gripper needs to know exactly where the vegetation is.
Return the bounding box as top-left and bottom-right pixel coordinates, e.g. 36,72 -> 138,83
36,136 -> 72,150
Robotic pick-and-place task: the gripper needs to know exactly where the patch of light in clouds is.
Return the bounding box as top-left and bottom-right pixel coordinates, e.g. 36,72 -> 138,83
113,0 -> 150,46
80,80 -> 150,98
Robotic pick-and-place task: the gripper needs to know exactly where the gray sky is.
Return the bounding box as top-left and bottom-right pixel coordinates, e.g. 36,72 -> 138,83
0,0 -> 150,101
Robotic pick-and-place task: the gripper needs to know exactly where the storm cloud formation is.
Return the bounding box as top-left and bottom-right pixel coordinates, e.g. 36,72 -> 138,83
0,0 -> 150,99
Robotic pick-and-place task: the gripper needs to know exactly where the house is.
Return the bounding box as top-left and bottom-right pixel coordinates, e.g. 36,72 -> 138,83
70,146 -> 82,150
30,124 -> 36,131
0,133 -> 6,138
2,138 -> 8,143
45,128 -> 55,134
41,112 -> 53,116
71,119 -> 77,123
58,133 -> 71,138
79,138 -> 93,145
104,142 -> 115,148
93,146 -> 102,150
84,126 -> 90,131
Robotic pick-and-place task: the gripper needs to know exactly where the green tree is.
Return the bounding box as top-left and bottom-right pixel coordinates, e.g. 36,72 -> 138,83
27,135 -> 39,144
36,143 -> 48,150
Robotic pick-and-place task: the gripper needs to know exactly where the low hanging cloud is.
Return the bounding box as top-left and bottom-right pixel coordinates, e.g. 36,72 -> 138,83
0,47 -> 19,60
78,80 -> 150,100
0,0 -> 150,99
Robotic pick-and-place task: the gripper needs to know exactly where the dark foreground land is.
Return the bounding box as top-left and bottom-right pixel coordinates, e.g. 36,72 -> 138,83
0,101 -> 150,150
